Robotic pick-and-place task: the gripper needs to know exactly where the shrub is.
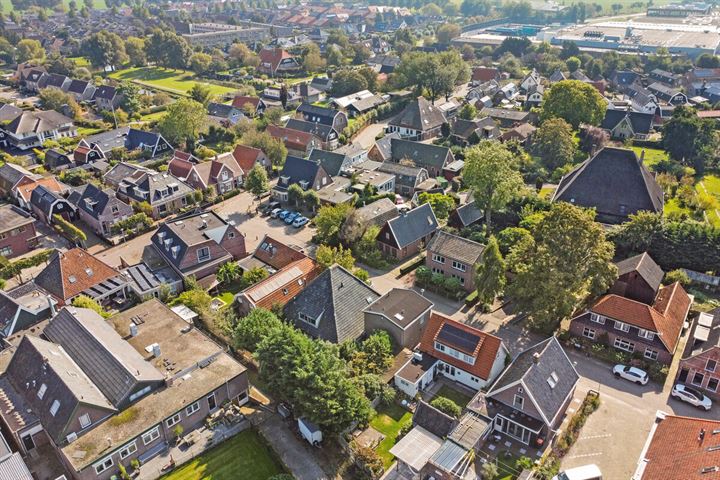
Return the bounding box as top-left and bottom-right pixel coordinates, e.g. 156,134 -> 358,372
664,268 -> 691,287
430,396 -> 461,418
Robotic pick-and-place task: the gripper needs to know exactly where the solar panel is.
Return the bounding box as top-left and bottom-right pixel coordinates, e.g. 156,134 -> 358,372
437,323 -> 480,354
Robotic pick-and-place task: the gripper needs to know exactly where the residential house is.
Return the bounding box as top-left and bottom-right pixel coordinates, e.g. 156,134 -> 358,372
339,197 -> 398,241
499,122 -> 537,145
493,82 -> 518,103
472,67 -> 501,83
13,176 -> 67,210
601,109 -> 654,140
347,94 -> 386,117
364,288 -> 433,349
647,82 -> 688,104
377,162 -> 429,197
308,149 -> 354,177
0,162 -> 37,196
292,82 -> 322,104
0,282 -> 56,338
151,210 -> 247,284
387,96 -> 446,141
520,69 -> 542,92
353,169 -> 396,194
42,73 -> 71,92
367,132 -> 401,163
79,127 -> 172,159
311,76 -> 333,92
207,102 -> 244,125
284,265 -> 381,344
650,68 -> 681,86
548,68 -> 566,83
552,147 -> 664,224
92,85 -> 122,110
34,248 -> 127,306
450,117 -> 500,146
231,96 -> 267,116
426,231 -> 484,293
257,48 -> 301,76
44,149 -> 74,170
232,144 -> 272,174
479,107 -> 535,127
389,138 -> 454,178
66,79 -> 96,102
677,309 -> 720,401
29,184 -> 76,225
296,103 -> 348,134
285,118 -> 340,150
470,337 -> 579,447
168,151 -> 244,196
610,70 -> 640,91
525,84 -> 545,107
73,144 -> 106,165
628,85 -> 660,115
610,252 -> 665,304
21,68 -> 47,92
377,203 -> 438,260
68,184 -> 133,239
0,204 -> 38,258
272,155 -> 331,202
266,124 -> 322,157
448,201 -> 482,230
0,110 -> 76,150
395,312 -> 507,397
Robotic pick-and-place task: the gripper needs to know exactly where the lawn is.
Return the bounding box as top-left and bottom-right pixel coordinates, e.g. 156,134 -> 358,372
538,185 -> 555,200
433,385 -> 472,409
369,403 -> 412,469
109,67 -> 237,97
159,429 -> 285,480
631,146 -> 668,170
494,452 -> 522,480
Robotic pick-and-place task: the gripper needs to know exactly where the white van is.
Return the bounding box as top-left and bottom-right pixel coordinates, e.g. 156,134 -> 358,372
552,464 -> 602,480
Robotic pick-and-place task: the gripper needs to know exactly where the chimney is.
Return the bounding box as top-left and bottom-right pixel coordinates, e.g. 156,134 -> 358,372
129,323 -> 138,337
532,352 -> 541,364
47,296 -> 56,316
152,344 -> 161,358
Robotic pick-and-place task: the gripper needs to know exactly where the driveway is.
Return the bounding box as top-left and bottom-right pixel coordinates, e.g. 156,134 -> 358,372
257,415 -> 329,480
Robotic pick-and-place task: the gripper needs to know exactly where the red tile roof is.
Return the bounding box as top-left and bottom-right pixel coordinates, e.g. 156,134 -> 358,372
232,145 -> 264,173
639,414 -> 720,480
591,281 -> 691,351
231,96 -> 261,110
245,257 -> 321,310
259,48 -> 293,73
698,110 -> 720,119
36,248 -> 120,302
419,312 -> 503,380
167,157 -> 193,181
253,235 -> 307,271
266,124 -> 317,151
472,67 -> 499,82
14,176 -> 64,203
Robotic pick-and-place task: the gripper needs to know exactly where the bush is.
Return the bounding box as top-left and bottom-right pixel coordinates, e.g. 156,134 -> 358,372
399,256 -> 425,276
0,249 -> 52,280
430,396 -> 461,418
664,268 -> 691,287
53,215 -> 87,243
465,290 -> 479,306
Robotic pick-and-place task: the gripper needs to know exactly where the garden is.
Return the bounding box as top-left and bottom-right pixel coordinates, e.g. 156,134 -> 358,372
368,402 -> 412,469
109,67 -> 237,97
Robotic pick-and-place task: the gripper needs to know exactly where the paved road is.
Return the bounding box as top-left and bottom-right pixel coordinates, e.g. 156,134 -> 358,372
257,415 -> 329,480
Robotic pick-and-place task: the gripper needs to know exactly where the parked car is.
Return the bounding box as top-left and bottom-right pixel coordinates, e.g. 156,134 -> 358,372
552,464 -> 602,480
278,210 -> 290,220
270,208 -> 283,218
612,365 -> 649,385
671,383 -> 712,411
263,201 -> 281,216
395,194 -> 404,205
293,216 -> 309,228
285,212 -> 299,224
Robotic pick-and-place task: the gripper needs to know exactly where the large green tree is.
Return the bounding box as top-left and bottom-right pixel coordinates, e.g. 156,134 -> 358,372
330,69 -> 368,97
245,164 -> 269,195
507,203 -> 617,332
16,39 -> 45,63
394,50 -> 470,103
125,37 -> 146,67
533,117 -> 577,171
662,105 -> 719,173
82,30 -> 128,69
233,308 -> 284,352
314,203 -> 355,245
462,141 -> 524,232
241,130 -> 287,168
541,80 -> 606,129
474,236 -> 506,308
158,98 -> 207,145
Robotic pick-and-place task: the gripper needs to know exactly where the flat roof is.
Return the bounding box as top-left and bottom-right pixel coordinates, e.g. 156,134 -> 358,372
396,354 -> 436,383
390,426 -> 443,471
365,288 -> 433,329
551,22 -> 720,49
0,204 -> 34,232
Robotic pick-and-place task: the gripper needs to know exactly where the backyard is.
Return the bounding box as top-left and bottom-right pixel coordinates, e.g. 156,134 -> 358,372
432,384 -> 473,409
108,67 -> 237,97
159,429 -> 286,480
368,403 -> 412,469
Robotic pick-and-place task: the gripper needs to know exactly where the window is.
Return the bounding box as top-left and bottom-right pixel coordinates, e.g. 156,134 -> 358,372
228,232 -> 235,239
644,348 -> 658,360
111,205 -> 119,214
613,337 -> 635,352
582,327 -> 595,340
207,393 -> 217,411
79,413 -> 91,429
166,413 -> 181,428
707,359 -> 717,373
298,312 -> 319,327
432,254 -> 445,264
119,441 -> 137,459
451,261 -> 467,272
129,385 -> 152,402
94,457 -> 113,475
513,394 -> 524,410
142,426 -> 160,445
708,378 -> 719,392
186,402 -> 200,416
693,372 -> 705,387
197,247 -> 210,262
590,313 -> 605,325
50,400 -> 60,416
614,321 -> 630,332
37,383 -> 47,399
638,329 -> 655,340
547,371 -> 559,389
435,342 -> 446,352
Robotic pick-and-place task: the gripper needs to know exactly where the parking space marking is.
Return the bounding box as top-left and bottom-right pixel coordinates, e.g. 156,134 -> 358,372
579,434 -> 612,440
566,452 -> 604,460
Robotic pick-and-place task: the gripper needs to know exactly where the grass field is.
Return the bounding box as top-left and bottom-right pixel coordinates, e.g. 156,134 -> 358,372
369,403 -> 412,469
631,146 -> 668,169
109,67 -> 237,97
159,429 -> 285,480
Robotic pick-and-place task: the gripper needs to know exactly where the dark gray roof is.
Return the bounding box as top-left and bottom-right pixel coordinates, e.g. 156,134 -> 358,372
296,102 -> 342,126
386,203 -> 438,248
68,183 -> 128,220
0,163 -> 33,187
44,149 -> 73,169
308,149 -> 350,176
553,147 -> 664,222
601,109 -> 654,135
616,252 -> 664,292
371,132 -> 401,161
378,162 -> 427,187
67,79 -> 90,95
208,102 -> 238,118
611,70 -> 639,86
92,85 -> 117,100
284,265 -> 381,344
489,337 -> 578,426
0,203 -> 35,232
479,107 -> 531,122
276,156 -> 324,191
124,263 -> 181,295
6,110 -> 73,135
365,288 -> 433,329
413,400 -> 456,438
390,138 -> 452,170
684,308 -> 720,359
286,118 -> 337,142
648,82 -> 684,100
30,184 -> 63,216
43,73 -> 68,88
452,117 -> 498,140
390,96 -> 446,131
427,231 -> 484,266
453,202 -> 482,227
0,104 -> 22,123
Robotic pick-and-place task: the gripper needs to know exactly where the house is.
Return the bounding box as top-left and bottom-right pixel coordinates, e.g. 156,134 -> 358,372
470,337 -> 579,447
34,248 -> 127,306
450,117 -> 500,146
552,147 -> 664,224
106,163 -> 194,219
68,184 -> 134,239
499,122 -> 537,145
472,67 -> 501,83
353,169 -> 396,194
168,151 -> 244,195
520,68 -> 542,92
79,127 -> 172,159
601,109 -> 654,140
632,413 -> 720,480
44,149 -> 74,170
610,70 -> 639,90
232,144 -> 272,174
628,86 -> 659,115
207,102 -> 244,125
0,204 -> 38,258
0,162 -> 37,195
29,184 -> 76,225
272,155 -> 331,202
0,282 -> 57,338
426,231 -> 484,293
308,149 -> 353,176
285,118 -> 340,150
42,73 -> 71,92
311,76 -> 333,92
479,107 -> 535,127
650,68 -> 680,86
525,84 -> 545,106
266,124 -> 322,157
364,288 -> 433,349
367,132 -> 401,162
284,265 -> 381,344
677,309 -> 720,401
13,176 -> 67,210
610,252 -> 664,304
231,95 -> 267,116
340,197 -> 398,241
387,97 -> 446,141
73,144 -> 106,165
548,68 -> 566,83
394,312 -> 507,397
389,138 -> 454,178
91,85 -> 121,110
151,210 -> 246,284
66,79 -> 96,102
493,82 -> 518,103
377,162 -> 429,197
568,280 -> 692,366
347,94 -> 386,117
21,68 -> 47,92
258,48 -> 301,76
377,203 -> 438,260
448,201 -> 482,230
647,82 -> 688,104
0,110 -> 76,150
296,103 -> 348,134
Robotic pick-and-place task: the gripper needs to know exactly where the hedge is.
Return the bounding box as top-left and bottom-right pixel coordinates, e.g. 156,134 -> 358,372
465,290 -> 479,306
399,256 -> 425,277
0,249 -> 53,280
53,215 -> 87,243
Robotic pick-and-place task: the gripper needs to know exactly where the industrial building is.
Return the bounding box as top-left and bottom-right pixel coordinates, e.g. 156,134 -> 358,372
182,23 -> 270,47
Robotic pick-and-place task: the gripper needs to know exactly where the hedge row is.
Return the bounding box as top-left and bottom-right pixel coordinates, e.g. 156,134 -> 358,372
0,249 -> 53,280
399,256 -> 425,276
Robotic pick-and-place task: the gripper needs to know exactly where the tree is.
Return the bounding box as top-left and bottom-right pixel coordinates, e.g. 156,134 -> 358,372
233,308 -> 284,351
326,45 -> 344,67
82,30 -> 128,69
16,39 -> 45,63
145,30 -> 191,69
314,203 -> 354,245
189,52 -> 212,74
158,98 -> 207,145
481,462 -> 499,480
474,236 -> 506,308
316,244 -> 355,270
696,54 -> 720,69
301,43 -> 326,73
352,44 -> 372,65
118,82 -> 140,116
72,294 -> 110,318
189,83 -> 213,106
125,37 -> 146,66
39,88 -> 81,118
436,23 -> 461,44
330,69 -> 368,97
533,118 -> 576,171
664,269 -> 690,287
394,51 -> 470,103
45,53 -> 77,76
541,80 -> 607,129
458,103 -> 477,120
245,164 -> 269,195
241,130 -> 287,168
217,262 -> 241,285
430,396 -> 461,418
662,105 -> 719,173
417,192 -> 455,219
355,331 -> 393,375
420,2 -> 442,15
608,211 -> 663,253
495,37 -> 531,58
463,141 -> 524,232
507,203 -> 617,333
580,126 -> 609,155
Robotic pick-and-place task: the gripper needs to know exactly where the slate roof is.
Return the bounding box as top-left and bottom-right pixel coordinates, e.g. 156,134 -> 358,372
427,230 -> 484,266
0,104 -> 22,123
616,252 -> 664,293
371,132 -> 401,161
552,147 -> 664,221
5,110 -> 73,135
34,248 -> 120,302
43,73 -> 68,88
452,202 -> 482,227
488,337 -> 578,426
384,203 -> 438,248
92,85 -> 117,100
82,127 -> 167,154
308,149 -> 350,176
390,138 -> 452,170
601,109 -> 654,135
413,400 -> 456,438
296,102 -> 342,126
390,96 -> 446,132
68,183 -> 127,220
479,107 -> 531,123
67,79 -> 91,95
207,102 -> 238,119
364,288 -> 433,329
276,155 -> 325,191
284,265 -> 381,343
286,118 -> 337,142
29,184 -> 66,218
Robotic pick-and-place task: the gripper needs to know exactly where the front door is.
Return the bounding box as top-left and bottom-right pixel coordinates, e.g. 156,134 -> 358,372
679,368 -> 689,383
207,393 -> 217,411
21,434 -> 35,452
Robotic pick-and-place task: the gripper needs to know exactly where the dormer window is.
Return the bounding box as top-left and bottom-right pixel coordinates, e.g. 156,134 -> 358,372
299,180 -> 309,190
513,394 -> 524,410
197,247 -> 210,262
281,175 -> 290,185
68,275 -> 77,284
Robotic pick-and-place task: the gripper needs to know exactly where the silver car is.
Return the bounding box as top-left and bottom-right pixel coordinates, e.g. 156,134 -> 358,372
612,364 -> 649,385
672,383 -> 712,411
